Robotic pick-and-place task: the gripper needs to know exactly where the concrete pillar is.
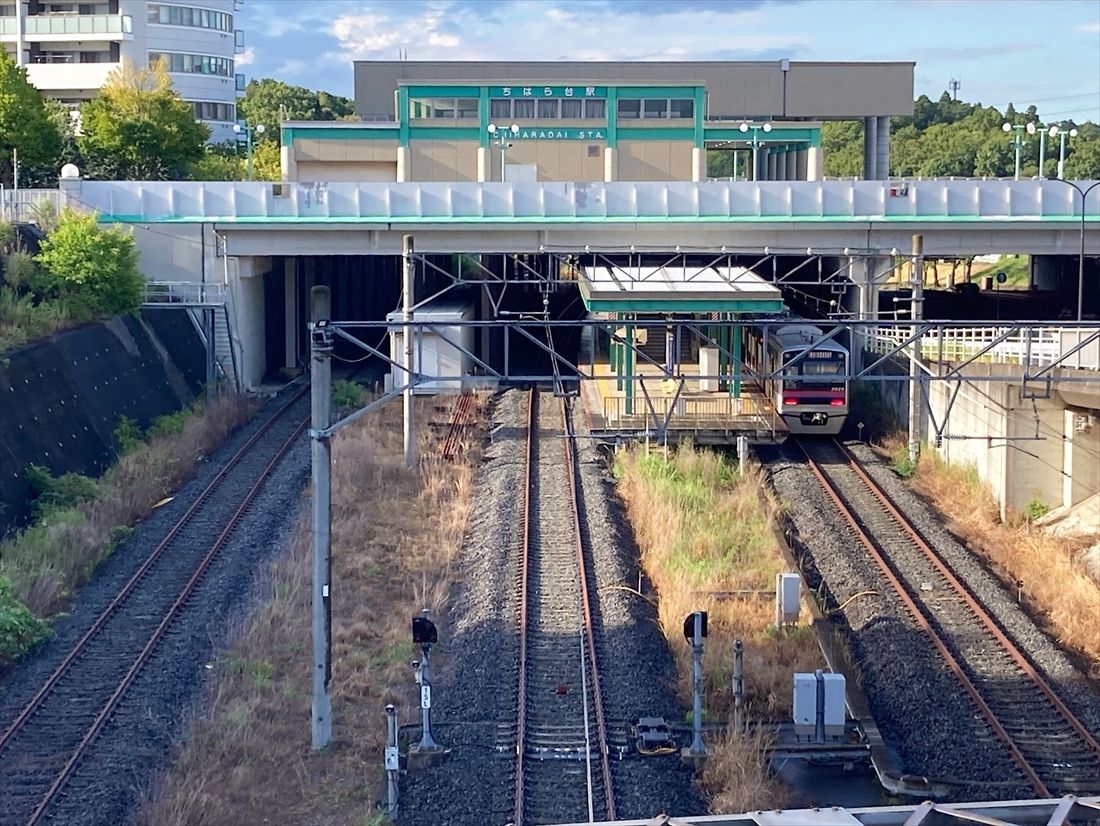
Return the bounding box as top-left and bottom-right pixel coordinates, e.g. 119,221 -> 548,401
766,149 -> 778,181
807,146 -> 823,181
786,148 -> 798,180
397,146 -> 411,182
876,116 -> 891,179
476,146 -> 489,182
691,146 -> 704,182
284,258 -> 298,371
280,143 -> 297,182
863,116 -> 878,180
604,146 -> 617,182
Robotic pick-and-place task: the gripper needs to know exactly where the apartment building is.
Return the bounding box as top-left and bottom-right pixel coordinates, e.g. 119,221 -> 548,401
1,0 -> 244,143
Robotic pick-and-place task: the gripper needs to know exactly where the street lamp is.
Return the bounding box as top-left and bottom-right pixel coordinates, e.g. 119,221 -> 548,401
1050,125 -> 1078,180
1046,179 -> 1100,321
487,122 -> 519,182
739,121 -> 772,181
233,122 -> 266,180
1001,122 -> 1030,181
1025,121 -> 1059,180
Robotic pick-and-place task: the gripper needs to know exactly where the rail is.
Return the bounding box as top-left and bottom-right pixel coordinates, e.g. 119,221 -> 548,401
796,438 -> 1100,797
142,281 -> 228,307
871,325 -> 1100,371
602,392 -> 779,432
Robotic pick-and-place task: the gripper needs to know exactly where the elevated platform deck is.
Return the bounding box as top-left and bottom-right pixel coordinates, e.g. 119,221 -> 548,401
579,362 -> 786,444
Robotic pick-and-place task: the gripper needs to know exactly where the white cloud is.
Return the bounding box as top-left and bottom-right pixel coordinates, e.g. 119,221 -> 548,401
235,46 -> 257,67
1076,20 -> 1100,34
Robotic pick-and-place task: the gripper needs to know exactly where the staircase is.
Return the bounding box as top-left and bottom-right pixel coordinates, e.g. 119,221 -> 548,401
213,306 -> 238,392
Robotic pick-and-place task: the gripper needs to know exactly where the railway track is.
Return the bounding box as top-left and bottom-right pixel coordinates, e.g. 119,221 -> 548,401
796,437 -> 1100,797
0,387 -> 310,826
440,390 -> 476,461
513,387 -> 617,826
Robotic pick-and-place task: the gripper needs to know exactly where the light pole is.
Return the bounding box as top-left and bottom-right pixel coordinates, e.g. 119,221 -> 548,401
739,121 -> 772,181
1046,179 -> 1100,321
1025,121 -> 1059,180
1002,122 -> 1030,180
233,122 -> 266,180
487,122 -> 519,182
1052,125 -> 1078,180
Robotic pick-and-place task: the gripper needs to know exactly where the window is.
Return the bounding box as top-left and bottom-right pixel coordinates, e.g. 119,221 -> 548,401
616,99 -> 640,120
584,99 -> 606,119
537,99 -> 559,119
149,51 -> 234,77
192,100 -> 236,122
431,98 -> 455,118
409,98 -> 432,119
643,99 -> 668,119
586,144 -> 600,158
669,99 -> 694,119
561,98 -> 582,118
513,98 -> 535,118
456,98 -> 478,118
490,98 -> 511,118
148,3 -> 233,31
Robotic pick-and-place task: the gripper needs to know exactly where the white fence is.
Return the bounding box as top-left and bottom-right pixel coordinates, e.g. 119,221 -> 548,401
0,188 -> 67,223
871,326 -> 1100,371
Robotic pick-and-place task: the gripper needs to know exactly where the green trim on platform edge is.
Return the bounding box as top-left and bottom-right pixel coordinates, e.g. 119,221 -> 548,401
284,127 -> 400,143
408,126 -> 482,140
581,297 -> 785,312
616,127 -> 695,141
95,213 -> 1100,225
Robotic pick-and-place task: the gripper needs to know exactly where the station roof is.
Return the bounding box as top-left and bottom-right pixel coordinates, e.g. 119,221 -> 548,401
577,262 -> 783,313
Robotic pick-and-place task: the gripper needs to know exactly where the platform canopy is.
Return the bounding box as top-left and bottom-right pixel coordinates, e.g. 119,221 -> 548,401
577,262 -> 784,313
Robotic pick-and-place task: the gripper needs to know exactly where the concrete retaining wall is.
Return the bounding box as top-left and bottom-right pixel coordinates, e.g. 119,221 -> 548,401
0,311 -> 203,538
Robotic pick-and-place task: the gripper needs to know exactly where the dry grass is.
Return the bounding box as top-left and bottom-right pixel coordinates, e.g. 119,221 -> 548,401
613,444 -> 820,809
882,436 -> 1100,673
700,728 -> 788,813
139,393 -> 484,826
0,395 -> 254,624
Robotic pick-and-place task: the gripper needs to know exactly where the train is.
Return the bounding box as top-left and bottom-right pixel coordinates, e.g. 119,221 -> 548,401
744,322 -> 850,435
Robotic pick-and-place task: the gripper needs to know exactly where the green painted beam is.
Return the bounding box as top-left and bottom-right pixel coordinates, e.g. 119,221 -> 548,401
616,127 -> 695,141
405,85 -> 482,97
284,127 -> 399,142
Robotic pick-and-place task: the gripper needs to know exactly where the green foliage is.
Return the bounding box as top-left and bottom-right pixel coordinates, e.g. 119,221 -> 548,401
3,250 -> 35,290
148,408 -> 191,439
332,379 -> 367,408
238,78 -> 355,140
0,286 -> 72,353
0,575 -> 50,664
823,91 -> 1100,179
79,59 -> 209,180
35,209 -> 143,315
0,50 -> 62,187
892,453 -> 917,479
0,220 -> 15,255
25,464 -> 98,518
223,655 -> 277,689
189,147 -> 245,181
115,415 -> 145,455
1024,498 -> 1050,521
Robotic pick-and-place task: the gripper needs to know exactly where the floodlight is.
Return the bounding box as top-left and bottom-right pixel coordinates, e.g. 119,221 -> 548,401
1070,128 -> 1079,137
509,123 -> 519,134
487,123 -> 497,134
60,163 -> 80,179
233,123 -> 243,133
256,124 -> 266,134
762,123 -> 773,133
1026,122 -> 1037,135
1002,122 -> 1012,133
739,123 -> 749,133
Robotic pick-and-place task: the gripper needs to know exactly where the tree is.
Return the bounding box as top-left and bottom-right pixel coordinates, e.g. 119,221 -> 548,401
238,78 -> 355,139
0,51 -> 61,187
79,59 -> 209,180
35,209 -> 143,315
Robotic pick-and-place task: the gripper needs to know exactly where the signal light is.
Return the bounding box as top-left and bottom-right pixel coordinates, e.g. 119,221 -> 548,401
829,399 -> 845,406
784,398 -> 798,406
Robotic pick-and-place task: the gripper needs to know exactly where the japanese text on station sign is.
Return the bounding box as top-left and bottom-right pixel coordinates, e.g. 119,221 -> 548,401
491,86 -> 606,98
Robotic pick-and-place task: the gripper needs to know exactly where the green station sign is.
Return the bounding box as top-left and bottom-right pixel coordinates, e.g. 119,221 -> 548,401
489,85 -> 607,98
514,128 -> 607,140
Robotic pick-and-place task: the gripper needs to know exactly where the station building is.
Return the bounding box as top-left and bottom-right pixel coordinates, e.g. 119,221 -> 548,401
280,59 -> 914,184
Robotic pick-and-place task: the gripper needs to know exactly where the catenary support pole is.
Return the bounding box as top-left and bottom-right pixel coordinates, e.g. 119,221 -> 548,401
689,612 -> 706,755
908,235 -> 924,465
310,285 -> 333,749
384,704 -> 399,818
732,639 -> 744,733
402,234 -> 416,469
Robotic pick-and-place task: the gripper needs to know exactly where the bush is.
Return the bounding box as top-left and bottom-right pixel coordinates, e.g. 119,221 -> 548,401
332,379 -> 366,409
0,575 -> 50,663
4,250 -> 36,290
25,463 -> 99,518
148,408 -> 191,439
115,415 -> 145,454
34,208 -> 143,316
1024,498 -> 1050,521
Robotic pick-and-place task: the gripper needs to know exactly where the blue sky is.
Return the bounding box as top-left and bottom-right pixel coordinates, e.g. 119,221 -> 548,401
238,0 -> 1100,123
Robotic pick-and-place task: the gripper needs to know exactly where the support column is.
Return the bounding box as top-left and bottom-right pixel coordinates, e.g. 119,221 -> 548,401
310,285 -> 333,750
204,307 -> 217,406
624,322 -> 635,415
875,116 -> 891,180
908,235 -> 924,465
766,149 -> 778,181
863,116 -> 878,180
731,321 -> 742,398
396,146 -> 411,182
806,146 -> 823,181
402,235 -> 416,468
476,146 -> 489,182
691,146 -> 704,182
604,146 -> 617,182
280,142 -> 297,182
284,257 -> 297,371
786,147 -> 798,180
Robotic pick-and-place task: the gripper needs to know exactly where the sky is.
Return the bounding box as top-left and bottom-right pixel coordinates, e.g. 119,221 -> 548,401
237,0 -> 1100,123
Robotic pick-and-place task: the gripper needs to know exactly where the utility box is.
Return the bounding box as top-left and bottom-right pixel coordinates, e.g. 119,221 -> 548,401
776,572 -> 801,628
387,301 -> 475,394
822,672 -> 846,737
699,347 -> 719,392
792,673 -> 817,737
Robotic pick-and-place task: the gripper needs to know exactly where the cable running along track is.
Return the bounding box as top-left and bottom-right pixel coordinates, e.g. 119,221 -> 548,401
514,387 -> 616,826
0,387 -> 310,825
796,437 -> 1100,797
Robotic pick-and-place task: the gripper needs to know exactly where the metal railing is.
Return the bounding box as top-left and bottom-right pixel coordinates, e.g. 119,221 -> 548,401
0,13 -> 132,36
602,391 -> 779,432
142,281 -> 227,307
0,188 -> 66,223
871,326 -> 1100,371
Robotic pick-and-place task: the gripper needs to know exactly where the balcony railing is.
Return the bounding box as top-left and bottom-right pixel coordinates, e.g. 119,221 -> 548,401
871,326 -> 1100,371
0,13 -> 132,37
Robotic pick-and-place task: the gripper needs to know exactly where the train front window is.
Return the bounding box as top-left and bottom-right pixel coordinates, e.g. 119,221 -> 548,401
801,358 -> 845,378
